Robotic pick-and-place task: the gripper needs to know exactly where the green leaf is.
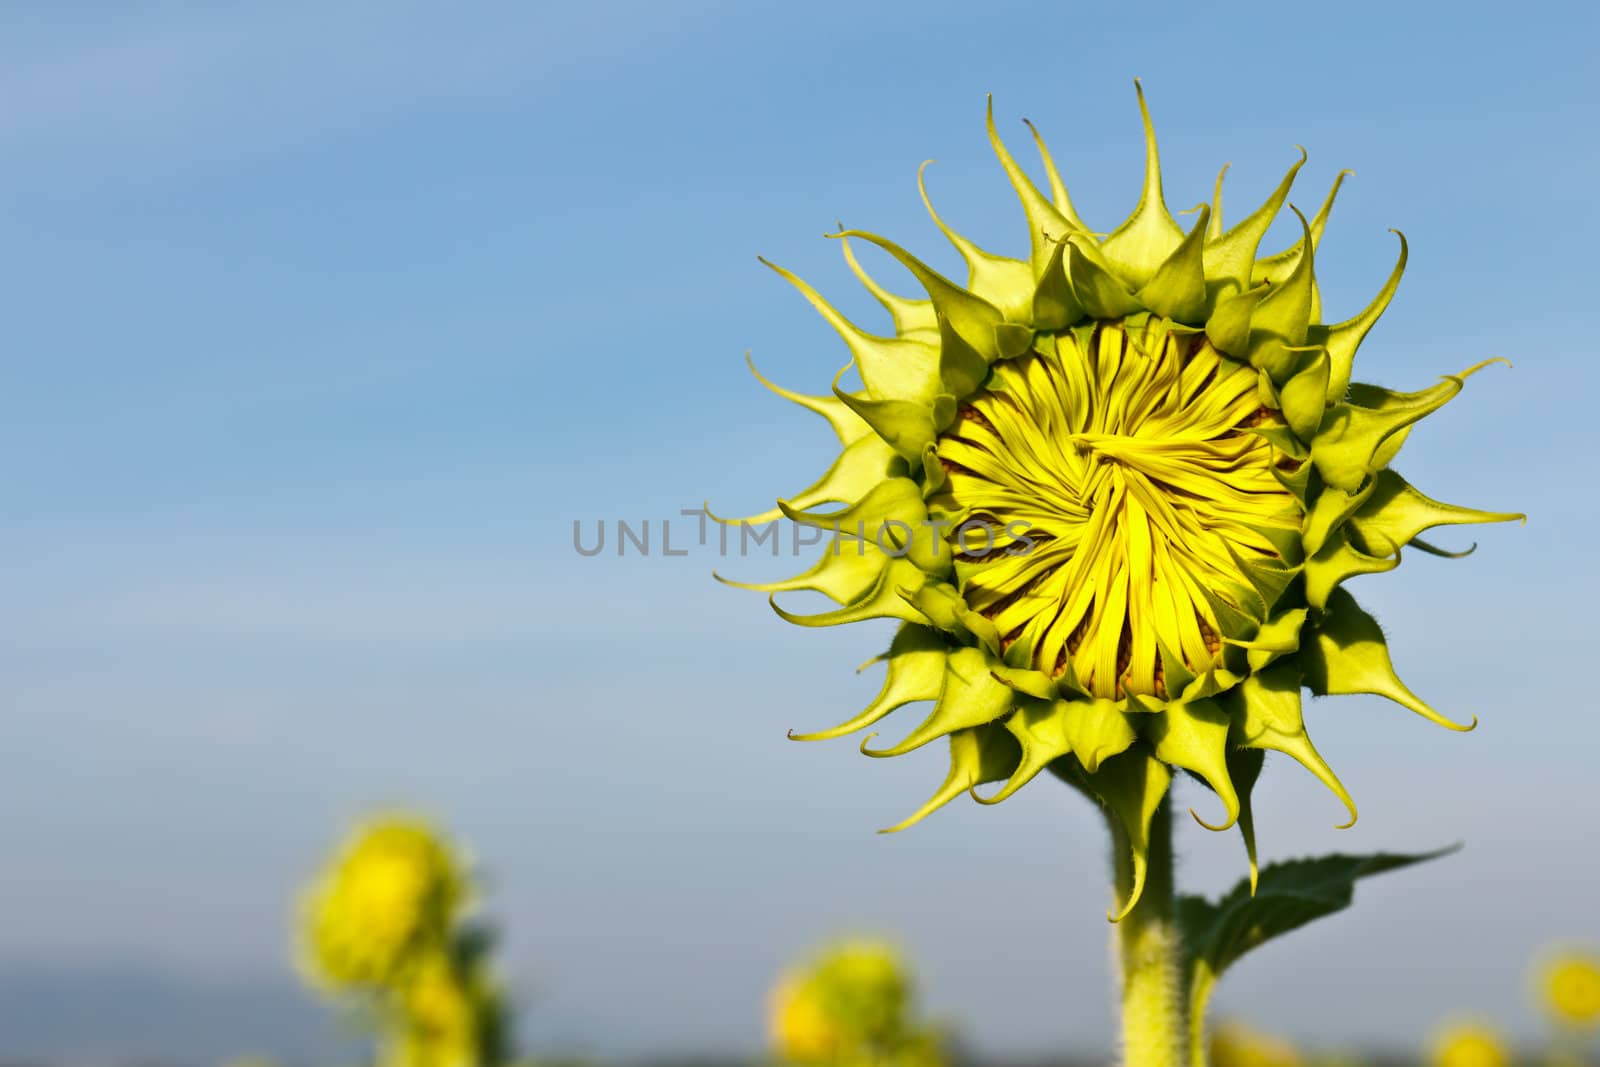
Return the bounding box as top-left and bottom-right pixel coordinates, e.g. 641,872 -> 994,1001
1180,847 -> 1459,1035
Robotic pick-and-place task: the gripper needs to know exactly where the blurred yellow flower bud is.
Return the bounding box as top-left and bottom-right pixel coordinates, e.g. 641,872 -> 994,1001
1428,1022 -> 1510,1067
1540,949 -> 1600,1028
768,939 -> 939,1067
770,970 -> 842,1064
302,817 -> 464,989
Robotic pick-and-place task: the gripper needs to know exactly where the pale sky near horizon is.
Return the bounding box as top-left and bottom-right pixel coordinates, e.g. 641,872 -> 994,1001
1,1 -> 1597,1061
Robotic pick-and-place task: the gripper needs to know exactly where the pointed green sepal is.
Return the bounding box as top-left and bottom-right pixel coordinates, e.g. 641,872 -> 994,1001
768,557 -> 932,629
837,229 -> 938,341
1020,116 -> 1088,234
919,444 -> 946,498
1245,206 -> 1316,382
1302,479 -> 1377,557
760,254 -> 941,404
881,721 -> 1022,832
863,645 -> 1017,757
1227,747 -> 1265,893
1077,747 -> 1174,922
1135,205 -> 1210,323
900,582 -> 1002,651
978,698 -> 1072,805
1156,635 -> 1197,698
728,432 -> 901,525
1206,281 -> 1272,358
1231,662 -> 1357,826
834,386 -> 939,463
993,322 -> 1035,359
1031,237 -> 1083,330
1066,698 -> 1140,774
1303,531 -> 1399,609
1254,169 -> 1352,278
980,693 -> 1139,807
1150,698 -> 1239,831
788,624 -> 948,741
715,537 -> 886,605
830,230 -> 1007,363
1278,348 -> 1331,442
916,160 -> 1038,323
1344,469 -> 1525,557
1224,607 -> 1308,672
985,97 -> 1080,271
1100,80 -> 1185,290
1319,230 -> 1406,403
988,663 -> 1056,701
1225,544 -> 1297,615
935,312 -> 991,399
744,353 -> 871,445
1203,148 -> 1306,304
1304,588 -> 1477,731
1310,360 -> 1508,491
1067,237 -> 1143,319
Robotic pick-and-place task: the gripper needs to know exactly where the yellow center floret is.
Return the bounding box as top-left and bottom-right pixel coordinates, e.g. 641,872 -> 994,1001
934,318 -> 1301,700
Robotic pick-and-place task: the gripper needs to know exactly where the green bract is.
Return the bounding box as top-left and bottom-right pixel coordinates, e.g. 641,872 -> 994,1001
721,84 -> 1521,918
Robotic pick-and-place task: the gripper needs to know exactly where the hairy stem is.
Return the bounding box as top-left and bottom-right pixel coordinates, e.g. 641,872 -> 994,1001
1112,799 -> 1185,1067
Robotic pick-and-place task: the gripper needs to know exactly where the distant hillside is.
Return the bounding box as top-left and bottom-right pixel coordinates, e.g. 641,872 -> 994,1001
0,960 -> 348,1066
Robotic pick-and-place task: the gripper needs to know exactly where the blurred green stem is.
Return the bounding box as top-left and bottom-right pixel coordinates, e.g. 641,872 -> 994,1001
1112,799 -> 1185,1067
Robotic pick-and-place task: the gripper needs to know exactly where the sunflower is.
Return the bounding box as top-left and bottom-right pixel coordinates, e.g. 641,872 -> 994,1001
1540,949 -> 1600,1029
1429,1023 -> 1511,1067
302,817 -> 464,988
721,83 -> 1520,914
769,939 -> 941,1067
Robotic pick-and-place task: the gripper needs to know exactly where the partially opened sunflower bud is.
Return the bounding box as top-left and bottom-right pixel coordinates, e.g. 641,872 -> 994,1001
1428,1022 -> 1511,1067
1539,948 -> 1600,1029
302,818 -> 464,988
722,82 -> 1521,917
769,939 -> 940,1067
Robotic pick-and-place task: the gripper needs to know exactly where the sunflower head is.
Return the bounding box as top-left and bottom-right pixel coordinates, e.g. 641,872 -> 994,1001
770,970 -> 844,1063
303,817 -> 465,989
722,82 -> 1521,916
1429,1023 -> 1512,1067
1539,948 -> 1600,1029
769,939 -> 933,1066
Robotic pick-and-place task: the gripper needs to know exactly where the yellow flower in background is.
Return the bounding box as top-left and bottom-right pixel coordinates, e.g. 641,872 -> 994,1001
768,939 -> 941,1067
770,970 -> 843,1063
810,939 -> 909,1046
1428,1022 -> 1510,1067
1540,949 -> 1600,1028
303,817 -> 465,988
1209,1020 -> 1303,1067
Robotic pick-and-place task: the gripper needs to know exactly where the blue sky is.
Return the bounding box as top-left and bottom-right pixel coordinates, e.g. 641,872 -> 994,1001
0,0 -> 1597,1060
